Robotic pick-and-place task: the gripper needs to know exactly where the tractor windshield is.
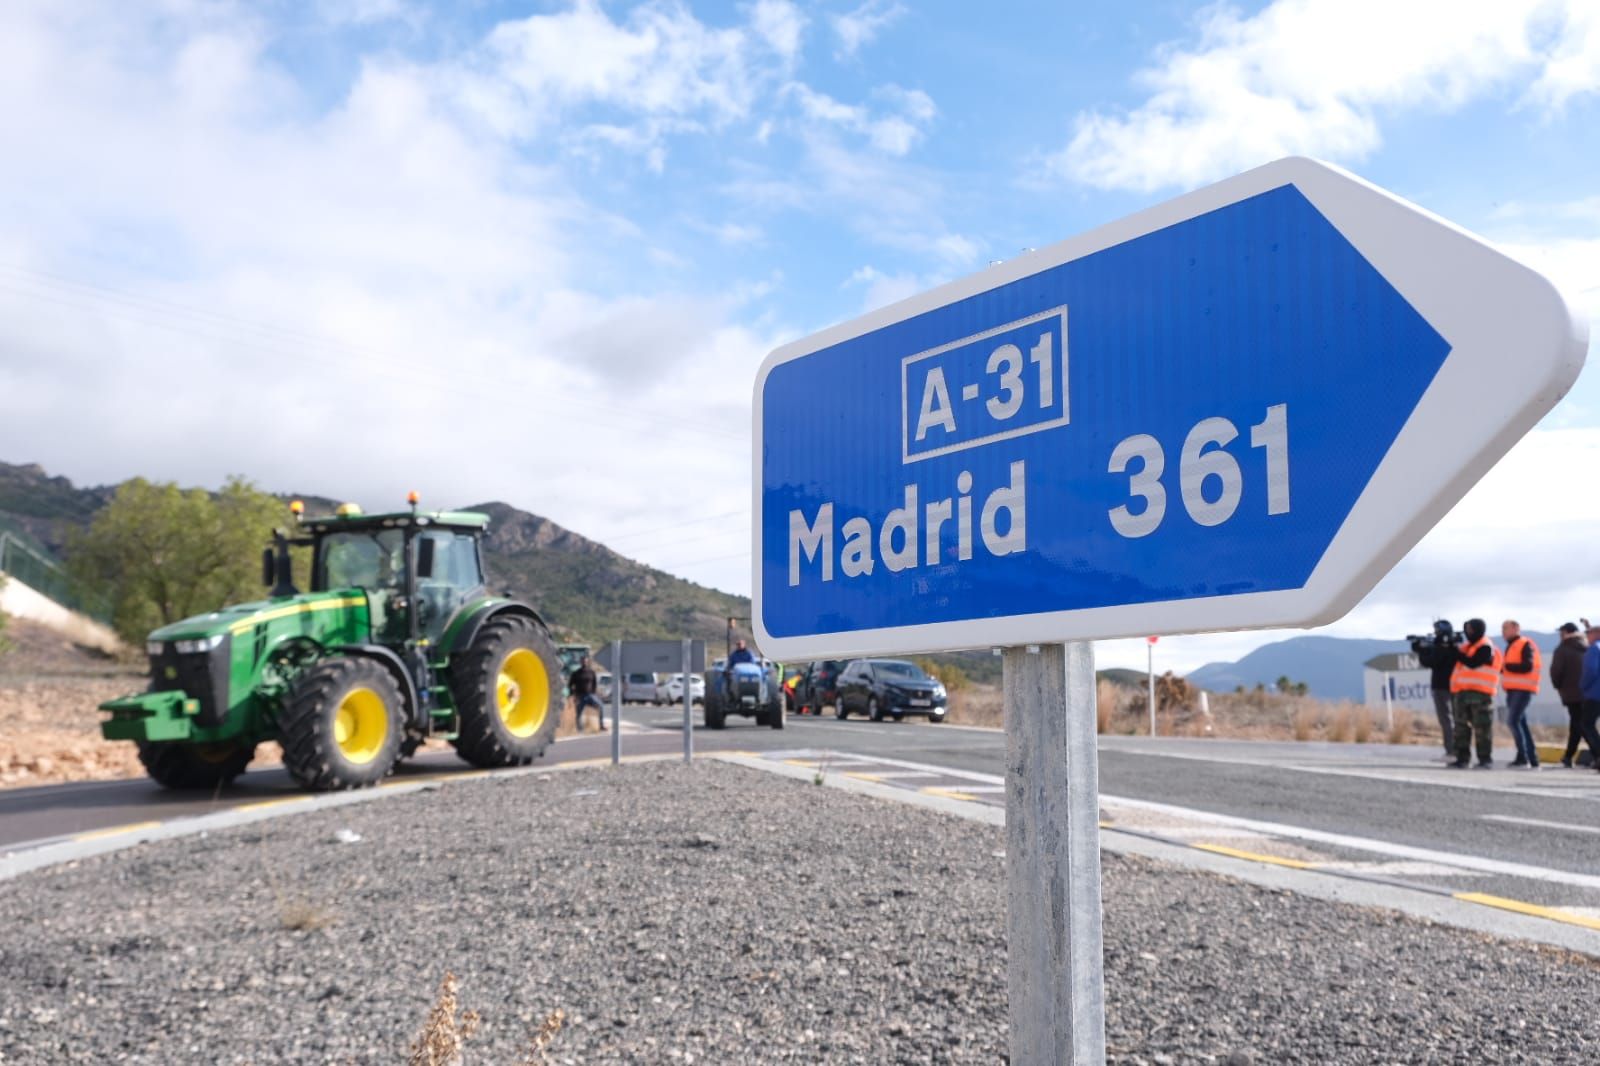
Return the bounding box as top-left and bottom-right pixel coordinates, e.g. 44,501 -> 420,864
318,529 -> 406,591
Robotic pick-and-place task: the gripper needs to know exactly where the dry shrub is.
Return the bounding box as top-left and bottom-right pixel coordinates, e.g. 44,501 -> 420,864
1291,705 -> 1319,741
1352,707 -> 1374,743
410,972 -> 481,1066
946,683 -> 1003,728
1387,712 -> 1415,745
278,897 -> 335,932
1095,679 -> 1117,734
521,1009 -> 567,1066
1327,706 -> 1354,743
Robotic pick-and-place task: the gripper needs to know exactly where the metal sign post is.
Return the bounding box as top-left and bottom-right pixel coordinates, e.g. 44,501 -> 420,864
682,637 -> 694,763
1006,642 -> 1105,1063
609,638 -> 622,767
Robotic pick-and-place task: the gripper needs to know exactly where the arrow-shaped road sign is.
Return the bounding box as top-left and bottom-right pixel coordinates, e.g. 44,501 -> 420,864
754,157 -> 1588,660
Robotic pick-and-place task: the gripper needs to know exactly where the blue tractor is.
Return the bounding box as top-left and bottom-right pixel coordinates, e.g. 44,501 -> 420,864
704,656 -> 784,730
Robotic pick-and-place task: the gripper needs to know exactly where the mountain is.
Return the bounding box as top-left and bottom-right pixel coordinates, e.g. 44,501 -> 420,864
0,460 -> 748,653
1186,631 -> 1560,701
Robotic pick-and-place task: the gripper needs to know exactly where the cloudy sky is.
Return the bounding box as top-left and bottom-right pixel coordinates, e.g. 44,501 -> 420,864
1,0 -> 1597,672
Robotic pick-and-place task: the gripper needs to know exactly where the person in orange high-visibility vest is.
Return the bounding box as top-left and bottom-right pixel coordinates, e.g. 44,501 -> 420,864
1500,620 -> 1543,768
1449,618 -> 1501,769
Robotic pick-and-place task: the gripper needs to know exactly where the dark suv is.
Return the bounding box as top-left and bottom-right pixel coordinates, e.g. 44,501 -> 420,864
836,659 -> 947,722
797,660 -> 848,715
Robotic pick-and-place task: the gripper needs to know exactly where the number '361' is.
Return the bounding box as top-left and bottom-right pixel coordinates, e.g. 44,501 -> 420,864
1108,404 -> 1290,538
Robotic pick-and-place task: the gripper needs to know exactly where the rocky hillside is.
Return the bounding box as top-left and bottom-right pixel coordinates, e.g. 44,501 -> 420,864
0,461 -> 749,652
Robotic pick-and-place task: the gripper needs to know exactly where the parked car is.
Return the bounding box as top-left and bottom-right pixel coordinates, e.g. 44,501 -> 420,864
796,660 -> 848,715
597,672 -> 614,703
621,672 -> 657,704
836,659 -> 947,722
655,673 -> 706,705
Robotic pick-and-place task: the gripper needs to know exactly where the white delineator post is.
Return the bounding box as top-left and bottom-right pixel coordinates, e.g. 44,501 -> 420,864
610,639 -> 622,767
1147,639 -> 1157,737
682,637 -> 694,764
1005,642 -> 1107,1065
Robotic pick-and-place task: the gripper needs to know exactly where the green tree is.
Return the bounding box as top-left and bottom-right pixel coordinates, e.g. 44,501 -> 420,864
68,476 -> 293,642
1275,675 -> 1292,694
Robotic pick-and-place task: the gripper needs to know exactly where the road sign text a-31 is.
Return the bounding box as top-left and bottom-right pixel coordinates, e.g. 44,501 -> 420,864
753,157 -> 1587,660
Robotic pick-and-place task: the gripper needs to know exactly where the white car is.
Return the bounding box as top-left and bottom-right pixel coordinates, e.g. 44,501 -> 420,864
655,673 -> 706,705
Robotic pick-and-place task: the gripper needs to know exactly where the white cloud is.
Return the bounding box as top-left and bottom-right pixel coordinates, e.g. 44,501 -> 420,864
787,82 -> 936,156
831,0 -> 906,60
748,0 -> 806,65
1056,0 -> 1600,193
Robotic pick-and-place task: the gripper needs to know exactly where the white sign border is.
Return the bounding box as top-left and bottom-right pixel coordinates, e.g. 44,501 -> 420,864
752,156 -> 1590,661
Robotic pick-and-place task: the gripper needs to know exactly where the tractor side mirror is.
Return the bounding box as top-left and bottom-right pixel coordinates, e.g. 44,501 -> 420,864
416,536 -> 436,580
262,548 -> 275,587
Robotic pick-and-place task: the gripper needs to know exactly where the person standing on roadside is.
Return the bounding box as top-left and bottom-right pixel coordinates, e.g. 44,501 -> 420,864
1411,620 -> 1458,759
1500,620 -> 1542,768
1449,618 -> 1501,769
569,655 -> 606,732
1578,621 -> 1600,774
1550,622 -> 1589,767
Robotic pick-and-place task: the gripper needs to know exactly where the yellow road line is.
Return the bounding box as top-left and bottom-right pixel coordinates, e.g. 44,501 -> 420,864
842,771 -> 885,782
1192,843 -> 1315,870
921,786 -> 979,802
1454,893 -> 1600,932
235,798 -> 309,813
783,758 -> 822,769
74,820 -> 162,842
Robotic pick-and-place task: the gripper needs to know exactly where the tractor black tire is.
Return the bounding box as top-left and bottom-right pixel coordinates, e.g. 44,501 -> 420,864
768,700 -> 785,730
281,656 -> 404,791
136,740 -> 255,790
450,616 -> 563,769
705,696 -> 727,730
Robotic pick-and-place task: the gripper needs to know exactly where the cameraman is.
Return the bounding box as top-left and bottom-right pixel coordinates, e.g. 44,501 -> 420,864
1410,620 -> 1458,759
1449,618 -> 1502,769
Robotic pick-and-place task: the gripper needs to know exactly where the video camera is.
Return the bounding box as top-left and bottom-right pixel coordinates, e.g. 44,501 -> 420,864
1407,620 -> 1462,646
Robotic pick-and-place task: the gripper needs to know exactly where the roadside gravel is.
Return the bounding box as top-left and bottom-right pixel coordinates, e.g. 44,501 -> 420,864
0,759 -> 1596,1064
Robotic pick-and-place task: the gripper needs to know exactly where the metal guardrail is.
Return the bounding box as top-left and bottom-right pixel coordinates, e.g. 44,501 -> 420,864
0,531 -> 111,622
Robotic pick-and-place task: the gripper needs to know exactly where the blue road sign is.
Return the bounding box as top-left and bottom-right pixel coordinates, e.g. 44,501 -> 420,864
754,158 -> 1586,659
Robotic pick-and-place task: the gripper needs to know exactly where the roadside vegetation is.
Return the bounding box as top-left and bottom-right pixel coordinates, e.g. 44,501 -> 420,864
67,475 -> 296,643
941,673 -> 1546,749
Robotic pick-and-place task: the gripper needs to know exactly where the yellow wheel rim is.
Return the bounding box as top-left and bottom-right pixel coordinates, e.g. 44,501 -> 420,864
333,686 -> 389,765
496,648 -> 550,738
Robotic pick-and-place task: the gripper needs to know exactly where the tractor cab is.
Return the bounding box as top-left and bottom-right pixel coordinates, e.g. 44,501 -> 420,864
271,500 -> 490,645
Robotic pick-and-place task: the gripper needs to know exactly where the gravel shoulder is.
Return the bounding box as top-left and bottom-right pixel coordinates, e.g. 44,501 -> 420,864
1,760 -> 1596,1065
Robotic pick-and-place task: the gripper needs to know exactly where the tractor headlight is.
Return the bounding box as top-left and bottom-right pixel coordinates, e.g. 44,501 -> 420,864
146,641 -> 165,656
175,635 -> 225,654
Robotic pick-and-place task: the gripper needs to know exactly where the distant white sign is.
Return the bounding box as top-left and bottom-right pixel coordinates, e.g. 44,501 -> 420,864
1362,667 -> 1566,726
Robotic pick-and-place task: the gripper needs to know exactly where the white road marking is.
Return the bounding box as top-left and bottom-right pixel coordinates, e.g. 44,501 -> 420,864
1481,814 -> 1600,836
1098,743 -> 1600,801
1104,794 -> 1600,892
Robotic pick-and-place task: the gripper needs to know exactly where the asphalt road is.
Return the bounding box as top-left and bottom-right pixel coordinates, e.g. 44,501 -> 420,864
6,706 -> 1600,919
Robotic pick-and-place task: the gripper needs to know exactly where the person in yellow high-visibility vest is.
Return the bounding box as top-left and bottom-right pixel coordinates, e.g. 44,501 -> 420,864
1500,620 -> 1543,768
1449,618 -> 1501,769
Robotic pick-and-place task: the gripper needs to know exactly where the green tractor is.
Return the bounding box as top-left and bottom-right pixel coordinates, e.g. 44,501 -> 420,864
99,497 -> 563,792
